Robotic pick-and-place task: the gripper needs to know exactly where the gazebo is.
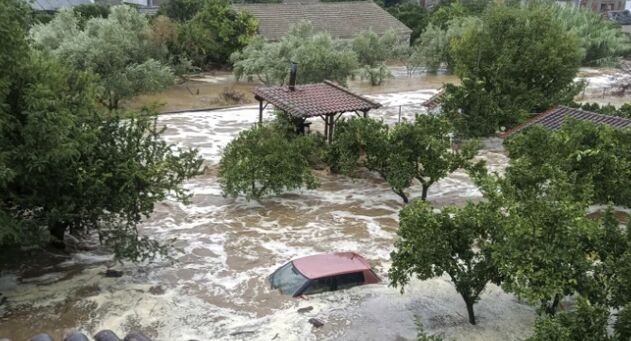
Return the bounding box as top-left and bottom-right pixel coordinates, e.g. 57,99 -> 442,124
253,77 -> 382,144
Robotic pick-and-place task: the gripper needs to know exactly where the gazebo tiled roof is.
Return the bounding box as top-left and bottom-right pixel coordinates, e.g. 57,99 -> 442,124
253,80 -> 381,118
501,106 -> 631,138
421,89 -> 445,111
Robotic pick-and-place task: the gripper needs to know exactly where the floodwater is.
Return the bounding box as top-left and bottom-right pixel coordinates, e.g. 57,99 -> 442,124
0,67 -> 628,341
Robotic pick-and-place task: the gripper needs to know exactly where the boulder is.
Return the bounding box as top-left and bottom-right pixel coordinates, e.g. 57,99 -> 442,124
308,318 -> 324,328
104,270 -> 123,278
148,285 -> 165,295
94,330 -> 122,341
64,332 -> 89,341
30,334 -> 54,341
297,306 -> 313,313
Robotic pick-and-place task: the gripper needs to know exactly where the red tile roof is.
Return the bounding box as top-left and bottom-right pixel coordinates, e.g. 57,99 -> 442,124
421,89 -> 445,110
500,106 -> 631,138
292,252 -> 372,279
253,80 -> 381,118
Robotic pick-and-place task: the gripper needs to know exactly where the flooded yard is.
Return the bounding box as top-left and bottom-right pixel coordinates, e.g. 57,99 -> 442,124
0,67 -> 628,340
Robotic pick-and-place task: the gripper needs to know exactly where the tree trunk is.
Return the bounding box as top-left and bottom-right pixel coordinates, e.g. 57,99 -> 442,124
394,189 -> 409,204
543,294 -> 561,315
462,295 -> 477,325
49,221 -> 67,249
421,184 -> 429,201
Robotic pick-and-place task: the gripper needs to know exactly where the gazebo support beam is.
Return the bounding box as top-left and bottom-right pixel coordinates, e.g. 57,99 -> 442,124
258,100 -> 264,125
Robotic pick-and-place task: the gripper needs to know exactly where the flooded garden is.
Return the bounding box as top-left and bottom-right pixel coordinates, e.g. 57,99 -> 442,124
1,67 -> 629,340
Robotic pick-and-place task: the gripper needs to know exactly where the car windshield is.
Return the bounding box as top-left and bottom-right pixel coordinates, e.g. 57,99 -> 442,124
269,262 -> 309,296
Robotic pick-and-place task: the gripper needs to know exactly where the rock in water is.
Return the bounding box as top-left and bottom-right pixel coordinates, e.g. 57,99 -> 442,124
94,330 -> 122,341
123,332 -> 152,341
64,332 -> 89,341
297,306 -> 314,313
148,285 -> 165,295
30,335 -> 54,341
104,270 -> 123,278
308,318 -> 324,328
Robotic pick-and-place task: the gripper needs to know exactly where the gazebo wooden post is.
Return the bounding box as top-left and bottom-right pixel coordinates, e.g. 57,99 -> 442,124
328,114 -> 335,144
258,100 -> 264,125
321,115 -> 328,141
363,110 -> 368,119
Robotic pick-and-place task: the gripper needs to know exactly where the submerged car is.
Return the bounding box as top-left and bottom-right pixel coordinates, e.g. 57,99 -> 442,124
268,252 -> 380,296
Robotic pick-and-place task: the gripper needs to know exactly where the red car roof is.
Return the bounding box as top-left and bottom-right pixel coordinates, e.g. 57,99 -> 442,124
292,252 -> 373,279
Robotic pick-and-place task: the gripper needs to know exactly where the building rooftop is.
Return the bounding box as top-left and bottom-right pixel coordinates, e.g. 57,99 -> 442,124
501,105 -> 631,138
254,80 -> 381,118
292,252 -> 372,279
232,1 -> 412,41
421,89 -> 445,111
29,0 -> 93,11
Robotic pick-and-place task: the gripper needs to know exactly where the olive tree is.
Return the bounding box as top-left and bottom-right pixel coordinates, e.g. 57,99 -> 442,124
31,6 -> 175,110
390,200 -> 502,325
219,124 -> 321,200
329,116 -> 482,203
231,21 -> 358,86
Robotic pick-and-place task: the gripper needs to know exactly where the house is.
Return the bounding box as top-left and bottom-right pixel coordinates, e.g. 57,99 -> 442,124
232,0 -> 412,43
500,106 -> 631,138
579,0 -> 626,12
30,0 -> 94,11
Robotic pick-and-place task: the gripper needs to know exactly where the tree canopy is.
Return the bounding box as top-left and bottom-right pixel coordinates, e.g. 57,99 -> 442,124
1,0 -> 202,261
219,122 -> 321,200
390,200 -> 502,324
31,6 -> 175,110
329,116 -> 482,203
232,21 -> 358,86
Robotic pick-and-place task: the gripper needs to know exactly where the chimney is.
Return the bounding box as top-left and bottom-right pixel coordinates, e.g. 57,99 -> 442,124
288,62 -> 298,91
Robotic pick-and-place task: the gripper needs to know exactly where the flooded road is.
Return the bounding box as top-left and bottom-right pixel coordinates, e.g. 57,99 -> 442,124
0,67 -> 628,340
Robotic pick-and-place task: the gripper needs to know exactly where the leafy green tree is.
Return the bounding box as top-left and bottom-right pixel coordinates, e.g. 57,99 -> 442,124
31,6 -> 175,110
179,0 -> 257,68
390,201 -> 502,325
504,122 -> 631,207
441,80 -> 500,137
352,30 -> 406,85
2,0 -> 202,260
528,299 -> 610,341
73,3 -> 109,27
232,21 -> 358,86
387,3 -> 429,43
159,0 -> 203,22
219,124 -> 320,200
430,1 -> 467,30
444,4 -> 582,135
550,4 -> 631,65
329,116 -> 482,203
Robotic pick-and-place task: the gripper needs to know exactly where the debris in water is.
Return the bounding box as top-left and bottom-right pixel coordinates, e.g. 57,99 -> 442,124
30,334 -> 54,341
297,306 -> 314,313
123,332 -> 152,341
229,331 -> 256,336
148,285 -> 165,295
104,269 -> 123,278
308,318 -> 324,328
94,330 -> 122,341
64,331 -> 89,341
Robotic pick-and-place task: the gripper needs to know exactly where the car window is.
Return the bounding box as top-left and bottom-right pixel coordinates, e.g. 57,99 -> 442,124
335,272 -> 365,290
302,277 -> 333,295
269,262 -> 309,296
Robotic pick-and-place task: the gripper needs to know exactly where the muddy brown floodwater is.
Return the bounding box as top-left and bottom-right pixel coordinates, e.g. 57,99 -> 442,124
0,66 -> 629,341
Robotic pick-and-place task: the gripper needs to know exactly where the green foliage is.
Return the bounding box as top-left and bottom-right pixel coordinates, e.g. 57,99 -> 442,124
2,0 -> 202,261
232,21 -> 358,86
73,4 -> 110,27
329,116 -> 482,203
179,0 -> 257,68
218,123 -> 321,200
31,6 -> 175,110
359,64 -> 391,86
390,200 -> 502,325
441,80 -> 500,137
159,0 -> 203,22
416,320 -> 444,341
505,121 -> 631,207
387,3 -> 429,43
615,304 -> 631,340
444,4 -> 582,135
550,4 -> 631,65
352,29 -> 403,67
430,1 -> 467,30
528,299 -> 611,341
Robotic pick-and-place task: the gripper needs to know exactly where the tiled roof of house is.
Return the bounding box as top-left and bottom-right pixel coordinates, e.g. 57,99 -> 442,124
421,89 -> 445,110
30,0 -> 93,11
232,1 -> 412,41
500,106 -> 631,138
254,80 -> 381,118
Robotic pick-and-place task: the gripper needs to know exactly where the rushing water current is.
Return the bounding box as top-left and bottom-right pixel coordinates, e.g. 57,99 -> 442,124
0,68 -> 628,340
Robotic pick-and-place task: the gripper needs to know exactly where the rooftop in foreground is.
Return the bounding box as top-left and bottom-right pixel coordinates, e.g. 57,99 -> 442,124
501,106 -> 631,138
292,252 -> 372,279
